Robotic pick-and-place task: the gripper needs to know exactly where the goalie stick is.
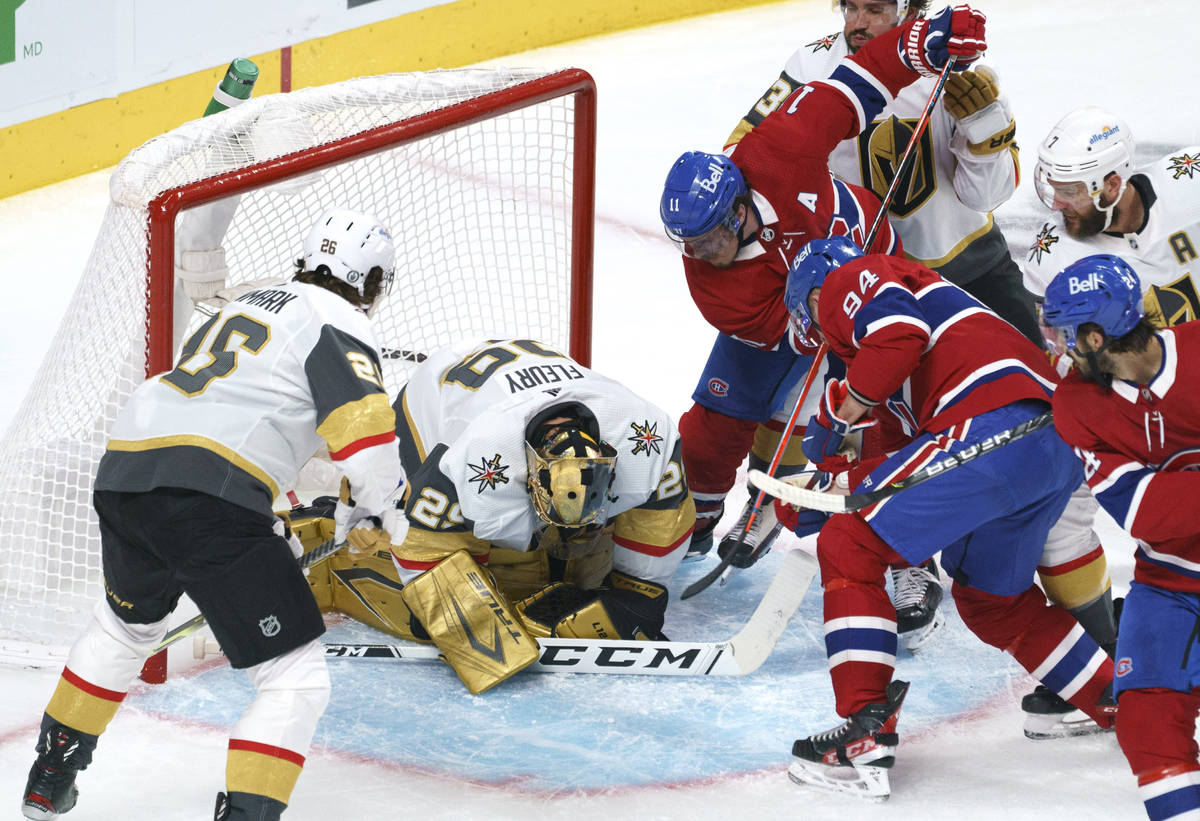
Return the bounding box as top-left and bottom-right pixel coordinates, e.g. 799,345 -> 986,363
748,411 -> 1055,514
196,548 -> 819,677
151,535 -> 344,653
682,60 -> 959,600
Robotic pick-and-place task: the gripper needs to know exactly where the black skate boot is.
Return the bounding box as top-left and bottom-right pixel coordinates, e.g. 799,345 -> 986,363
214,791 -> 287,821
22,720 -> 97,820
1021,683 -> 1116,740
891,558 -> 944,651
788,680 -> 910,800
684,508 -> 721,561
716,496 -> 782,568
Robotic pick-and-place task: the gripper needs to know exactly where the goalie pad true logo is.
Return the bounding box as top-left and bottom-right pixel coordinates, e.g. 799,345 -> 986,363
258,615 -> 281,637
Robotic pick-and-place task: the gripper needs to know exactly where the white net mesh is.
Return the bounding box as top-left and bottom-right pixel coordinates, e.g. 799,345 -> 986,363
0,68 -> 591,665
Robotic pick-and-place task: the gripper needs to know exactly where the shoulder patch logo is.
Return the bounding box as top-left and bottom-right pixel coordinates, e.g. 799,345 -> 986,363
468,453 -> 510,492
806,32 -> 840,52
1169,152 -> 1200,180
1028,223 -> 1060,264
628,420 -> 664,457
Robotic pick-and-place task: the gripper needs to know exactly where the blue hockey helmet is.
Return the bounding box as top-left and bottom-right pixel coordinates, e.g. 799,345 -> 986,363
784,236 -> 865,337
1041,254 -> 1144,354
660,151 -> 748,254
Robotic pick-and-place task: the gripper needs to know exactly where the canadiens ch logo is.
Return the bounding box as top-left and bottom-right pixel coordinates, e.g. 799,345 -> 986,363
258,615 -> 281,637
1028,223 -> 1060,264
807,32 -> 840,52
1115,657 -> 1133,677
708,378 -> 729,396
468,453 -> 510,492
628,420 -> 664,456
1169,152 -> 1200,180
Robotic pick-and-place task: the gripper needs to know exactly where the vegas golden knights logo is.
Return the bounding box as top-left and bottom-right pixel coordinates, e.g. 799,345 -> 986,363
1143,274 -> 1200,328
857,116 -> 937,219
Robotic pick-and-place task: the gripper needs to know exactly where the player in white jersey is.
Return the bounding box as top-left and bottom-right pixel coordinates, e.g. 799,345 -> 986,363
729,0 -> 1039,344
20,208 -> 404,821
373,338 -> 694,690
1023,106 -> 1200,328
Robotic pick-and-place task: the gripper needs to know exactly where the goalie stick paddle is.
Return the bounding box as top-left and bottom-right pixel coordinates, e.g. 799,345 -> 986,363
152,535 -> 344,653
199,549 -> 819,676
748,411 -> 1055,514
682,62 -> 958,600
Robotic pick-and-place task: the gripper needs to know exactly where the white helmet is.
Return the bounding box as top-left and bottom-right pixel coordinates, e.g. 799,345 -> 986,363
302,207 -> 395,299
1034,106 -> 1136,227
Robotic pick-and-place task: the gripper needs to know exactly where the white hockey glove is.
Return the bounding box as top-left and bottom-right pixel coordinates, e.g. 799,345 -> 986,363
336,477 -> 409,559
272,514 -> 304,560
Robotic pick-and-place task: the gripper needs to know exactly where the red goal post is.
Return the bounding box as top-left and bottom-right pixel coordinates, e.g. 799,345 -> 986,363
0,67 -> 596,672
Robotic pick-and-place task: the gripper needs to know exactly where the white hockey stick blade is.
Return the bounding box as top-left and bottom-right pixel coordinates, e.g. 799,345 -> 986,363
323,549 -> 819,677
748,469 -> 856,513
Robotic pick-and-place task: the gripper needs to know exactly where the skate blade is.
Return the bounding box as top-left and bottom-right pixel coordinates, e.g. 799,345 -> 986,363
1022,709 -> 1113,740
900,608 -> 945,652
787,758 -> 891,800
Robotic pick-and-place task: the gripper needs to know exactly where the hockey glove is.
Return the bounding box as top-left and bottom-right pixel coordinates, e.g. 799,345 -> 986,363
334,476 -> 382,551
802,379 -> 878,464
944,66 -> 1015,152
902,4 -> 987,78
773,498 -> 829,539
516,571 -> 669,641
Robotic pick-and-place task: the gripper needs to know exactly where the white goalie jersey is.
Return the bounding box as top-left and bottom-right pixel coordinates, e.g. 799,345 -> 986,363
729,31 -> 1018,281
392,338 -> 694,586
96,281 -> 401,519
1021,147 -> 1200,327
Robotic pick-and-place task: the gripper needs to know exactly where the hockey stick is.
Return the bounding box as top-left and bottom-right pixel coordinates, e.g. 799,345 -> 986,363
683,60 -> 959,599
196,548 -> 819,677
152,536 -> 345,653
748,411 -> 1054,513
680,350 -> 826,600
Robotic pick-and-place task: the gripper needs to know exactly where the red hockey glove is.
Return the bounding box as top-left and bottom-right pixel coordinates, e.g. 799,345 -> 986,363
903,4 -> 987,78
802,379 -> 878,464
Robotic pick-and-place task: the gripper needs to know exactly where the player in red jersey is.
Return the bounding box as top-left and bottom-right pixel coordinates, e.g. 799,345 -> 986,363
658,4 -> 978,571
775,236 -> 1115,799
1044,254 -> 1200,821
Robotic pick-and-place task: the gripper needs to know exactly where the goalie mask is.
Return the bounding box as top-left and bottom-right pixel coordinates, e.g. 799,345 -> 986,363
524,411 -> 618,528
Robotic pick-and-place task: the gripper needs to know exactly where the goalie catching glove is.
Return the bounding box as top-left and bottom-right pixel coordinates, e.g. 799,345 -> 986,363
515,570 -> 669,641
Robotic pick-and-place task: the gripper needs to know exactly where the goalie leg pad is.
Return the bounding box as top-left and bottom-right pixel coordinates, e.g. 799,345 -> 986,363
400,551 -> 539,694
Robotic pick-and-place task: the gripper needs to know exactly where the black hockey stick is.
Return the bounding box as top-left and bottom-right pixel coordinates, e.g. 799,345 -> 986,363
194,549 -> 819,677
682,60 -> 959,600
748,411 -> 1054,513
152,535 -> 344,653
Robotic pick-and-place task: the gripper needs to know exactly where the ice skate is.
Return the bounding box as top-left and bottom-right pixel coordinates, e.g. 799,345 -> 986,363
22,723 -> 91,820
684,509 -> 720,561
1021,684 -> 1116,740
891,558 -> 944,651
716,497 -> 782,568
788,680 -> 910,800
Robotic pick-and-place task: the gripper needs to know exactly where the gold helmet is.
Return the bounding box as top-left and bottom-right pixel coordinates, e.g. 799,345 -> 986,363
525,409 -> 617,527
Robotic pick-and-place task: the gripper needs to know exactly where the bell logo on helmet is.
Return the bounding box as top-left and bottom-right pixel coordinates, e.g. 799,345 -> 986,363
697,161 -> 727,194
1068,273 -> 1102,294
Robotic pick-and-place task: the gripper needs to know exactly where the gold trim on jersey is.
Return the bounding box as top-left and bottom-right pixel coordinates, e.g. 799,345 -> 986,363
398,389 -> 427,464
904,213 -> 996,270
394,527 -> 491,567
613,495 -> 696,555
106,435 -> 279,499
316,393 -> 395,455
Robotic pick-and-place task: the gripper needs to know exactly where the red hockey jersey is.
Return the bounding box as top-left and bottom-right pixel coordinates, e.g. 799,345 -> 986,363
681,25 -> 913,350
1053,324 -> 1200,593
817,254 -> 1058,439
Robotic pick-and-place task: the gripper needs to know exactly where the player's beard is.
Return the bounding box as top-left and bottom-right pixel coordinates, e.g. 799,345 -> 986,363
845,29 -> 870,53
1061,195 -> 1115,239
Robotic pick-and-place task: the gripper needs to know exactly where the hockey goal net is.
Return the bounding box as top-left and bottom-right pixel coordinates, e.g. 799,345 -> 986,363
0,67 -> 596,667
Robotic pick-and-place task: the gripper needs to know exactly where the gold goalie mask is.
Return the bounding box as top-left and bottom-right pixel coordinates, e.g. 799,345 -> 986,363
525,423 -> 618,527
